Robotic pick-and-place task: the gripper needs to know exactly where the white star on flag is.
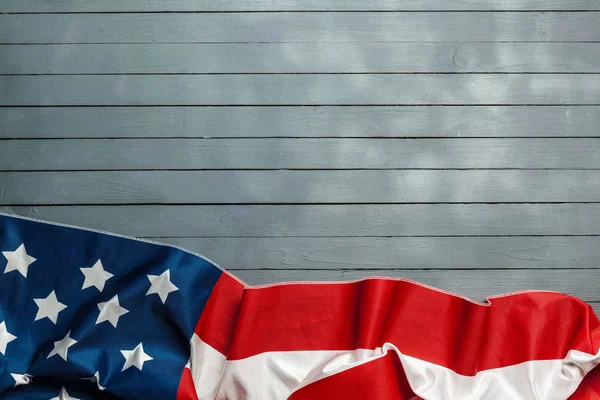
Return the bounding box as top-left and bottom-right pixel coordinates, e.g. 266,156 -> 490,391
80,259 -> 113,292
82,371 -> 105,391
146,270 -> 179,304
2,243 -> 36,277
96,295 -> 128,328
0,321 -> 17,355
50,387 -> 79,400
121,343 -> 153,371
11,373 -> 33,387
47,331 -> 77,361
34,290 -> 67,324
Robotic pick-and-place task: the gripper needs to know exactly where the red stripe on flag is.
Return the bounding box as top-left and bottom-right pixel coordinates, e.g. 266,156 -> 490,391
176,367 -> 198,400
288,351 -> 418,400
194,272 -> 245,355
569,365 -> 600,400
225,279 -> 600,376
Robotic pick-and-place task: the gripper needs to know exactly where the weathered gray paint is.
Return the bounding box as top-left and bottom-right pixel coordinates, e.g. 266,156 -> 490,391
1,6 -> 598,301
4,139 -> 600,170
4,43 -> 600,74
233,269 -> 600,302
2,0 -> 599,12
2,106 -> 599,138
4,204 -> 600,237
2,75 -> 600,106
145,236 -> 600,270
2,170 -> 600,204
3,13 -> 600,44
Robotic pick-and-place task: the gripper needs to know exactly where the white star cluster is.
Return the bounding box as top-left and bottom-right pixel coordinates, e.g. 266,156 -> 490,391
1,241 -> 181,392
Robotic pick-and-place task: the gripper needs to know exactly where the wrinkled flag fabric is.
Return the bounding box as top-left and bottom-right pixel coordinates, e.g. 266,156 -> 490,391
1,212 -> 600,400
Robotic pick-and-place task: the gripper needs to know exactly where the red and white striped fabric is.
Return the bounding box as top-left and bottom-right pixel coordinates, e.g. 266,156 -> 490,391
178,273 -> 600,400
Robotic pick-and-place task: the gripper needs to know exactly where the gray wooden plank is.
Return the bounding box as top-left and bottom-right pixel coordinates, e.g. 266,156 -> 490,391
2,0 -> 599,12
2,13 -> 600,44
146,236 -> 600,270
4,204 -> 600,237
4,139 -> 600,170
232,269 -> 600,302
2,75 -> 599,106
2,106 -> 599,138
2,170 -> 600,204
4,43 -> 600,74
9,138 -> 600,170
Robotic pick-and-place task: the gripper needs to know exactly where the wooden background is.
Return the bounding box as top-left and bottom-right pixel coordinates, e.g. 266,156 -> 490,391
1,1 -> 599,310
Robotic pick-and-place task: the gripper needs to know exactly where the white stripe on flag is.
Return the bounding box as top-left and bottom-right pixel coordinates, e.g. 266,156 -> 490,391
188,335 -> 600,400
188,335 -> 226,400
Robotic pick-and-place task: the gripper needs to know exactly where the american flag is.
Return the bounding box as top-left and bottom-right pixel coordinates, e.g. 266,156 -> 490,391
0,212 -> 222,399
2,212 -> 600,399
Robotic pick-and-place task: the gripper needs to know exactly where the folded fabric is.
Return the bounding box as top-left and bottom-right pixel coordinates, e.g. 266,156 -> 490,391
0,212 -> 599,399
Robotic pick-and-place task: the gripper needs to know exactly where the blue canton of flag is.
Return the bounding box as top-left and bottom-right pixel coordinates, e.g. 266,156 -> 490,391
0,213 -> 224,399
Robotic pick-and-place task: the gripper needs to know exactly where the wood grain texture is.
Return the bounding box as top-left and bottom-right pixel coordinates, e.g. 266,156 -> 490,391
2,106 -> 599,138
4,43 -> 600,73
2,75 -> 599,106
4,204 -> 600,237
2,13 -> 600,44
233,269 -> 600,302
1,5 -> 597,309
2,170 -> 600,204
4,138 -> 600,170
146,236 -> 600,270
2,0 -> 599,12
